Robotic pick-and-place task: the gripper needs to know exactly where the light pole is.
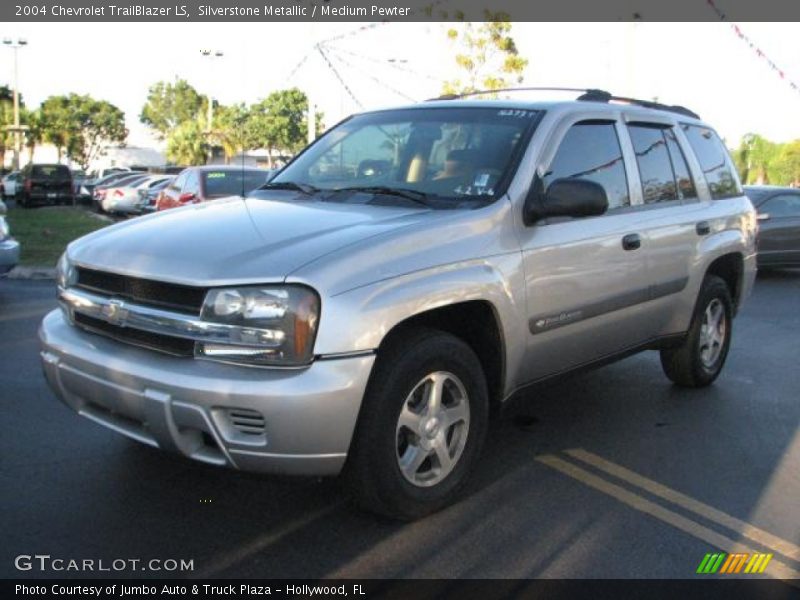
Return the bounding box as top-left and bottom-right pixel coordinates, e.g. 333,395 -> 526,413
199,49 -> 223,163
3,38 -> 28,170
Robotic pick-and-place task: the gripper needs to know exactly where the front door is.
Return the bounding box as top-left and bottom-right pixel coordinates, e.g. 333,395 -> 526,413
517,118 -> 652,384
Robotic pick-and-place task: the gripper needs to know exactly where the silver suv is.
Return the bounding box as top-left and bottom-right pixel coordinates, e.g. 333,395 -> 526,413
40,90 -> 757,519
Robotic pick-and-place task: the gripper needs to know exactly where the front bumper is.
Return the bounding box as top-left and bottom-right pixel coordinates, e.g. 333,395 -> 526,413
39,309 -> 374,476
0,238 -> 20,275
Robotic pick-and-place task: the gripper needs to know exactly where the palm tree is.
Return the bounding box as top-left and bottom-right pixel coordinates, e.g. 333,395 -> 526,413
166,118 -> 209,166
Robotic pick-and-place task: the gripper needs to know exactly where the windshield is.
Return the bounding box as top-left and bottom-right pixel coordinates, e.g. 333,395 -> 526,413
271,107 -> 538,205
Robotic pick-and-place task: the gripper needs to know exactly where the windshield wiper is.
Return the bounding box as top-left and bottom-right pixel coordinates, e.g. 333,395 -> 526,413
258,181 -> 320,195
331,186 -> 432,207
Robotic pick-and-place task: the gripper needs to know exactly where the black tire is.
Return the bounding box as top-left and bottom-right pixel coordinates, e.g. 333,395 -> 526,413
345,327 -> 489,520
660,275 -> 733,388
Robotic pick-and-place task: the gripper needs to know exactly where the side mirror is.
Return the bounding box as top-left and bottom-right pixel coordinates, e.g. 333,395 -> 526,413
523,177 -> 609,225
756,212 -> 770,221
179,192 -> 196,203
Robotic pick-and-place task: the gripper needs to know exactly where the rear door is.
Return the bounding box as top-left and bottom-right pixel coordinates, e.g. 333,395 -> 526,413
619,119 -> 703,337
517,115 -> 654,382
756,192 -> 800,266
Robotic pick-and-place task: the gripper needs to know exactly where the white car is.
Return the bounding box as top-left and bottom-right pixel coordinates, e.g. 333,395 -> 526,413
0,199 -> 20,276
101,175 -> 172,214
2,171 -> 21,199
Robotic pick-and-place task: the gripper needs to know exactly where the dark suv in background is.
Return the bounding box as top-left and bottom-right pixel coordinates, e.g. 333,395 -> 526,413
17,163 -> 73,207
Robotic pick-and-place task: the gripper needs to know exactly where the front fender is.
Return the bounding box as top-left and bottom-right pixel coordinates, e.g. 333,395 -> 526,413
310,253 -> 527,395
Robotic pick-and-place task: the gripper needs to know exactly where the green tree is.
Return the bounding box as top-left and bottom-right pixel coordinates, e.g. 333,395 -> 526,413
737,133 -> 778,185
140,79 -> 205,140
38,95 -> 74,161
21,107 -> 43,163
166,118 -> 208,166
442,12 -> 528,96
771,140 -> 800,186
67,96 -> 127,170
37,94 -> 127,169
247,88 -> 323,167
1,85 -> 15,166
212,103 -> 250,164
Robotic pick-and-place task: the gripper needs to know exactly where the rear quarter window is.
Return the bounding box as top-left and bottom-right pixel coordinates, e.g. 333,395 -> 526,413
681,124 -> 742,200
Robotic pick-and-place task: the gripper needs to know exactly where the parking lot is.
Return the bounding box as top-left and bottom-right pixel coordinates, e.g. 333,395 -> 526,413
1,271 -> 798,579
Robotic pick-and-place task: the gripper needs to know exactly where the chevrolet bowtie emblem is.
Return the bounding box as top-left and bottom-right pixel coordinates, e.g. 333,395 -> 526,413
102,298 -> 129,327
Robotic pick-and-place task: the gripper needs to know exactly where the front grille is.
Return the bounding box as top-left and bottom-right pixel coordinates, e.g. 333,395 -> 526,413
74,313 -> 195,357
76,267 -> 207,315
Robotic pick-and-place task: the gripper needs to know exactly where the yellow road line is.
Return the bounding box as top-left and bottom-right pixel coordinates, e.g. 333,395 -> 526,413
536,454 -> 800,582
565,448 -> 800,562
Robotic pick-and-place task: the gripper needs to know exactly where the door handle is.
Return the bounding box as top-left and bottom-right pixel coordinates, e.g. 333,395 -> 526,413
622,233 -> 641,251
696,221 -> 711,236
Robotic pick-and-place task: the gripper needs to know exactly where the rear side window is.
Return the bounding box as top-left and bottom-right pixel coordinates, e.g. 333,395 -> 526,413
682,124 -> 742,199
664,129 -> 697,200
627,125 -> 698,203
32,165 -> 71,179
544,121 -> 630,210
628,125 -> 678,203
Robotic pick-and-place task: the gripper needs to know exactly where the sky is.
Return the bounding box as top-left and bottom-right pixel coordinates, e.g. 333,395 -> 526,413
1,21 -> 799,151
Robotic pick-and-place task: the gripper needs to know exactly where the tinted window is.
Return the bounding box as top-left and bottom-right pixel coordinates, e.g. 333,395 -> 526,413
32,165 -> 71,179
204,170 -> 269,196
682,124 -> 742,199
761,194 -> 800,218
120,175 -> 149,188
544,121 -> 629,210
664,128 -> 697,199
628,125 -> 677,203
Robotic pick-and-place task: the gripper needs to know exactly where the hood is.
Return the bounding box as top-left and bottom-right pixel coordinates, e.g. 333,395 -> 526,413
68,195 -> 435,286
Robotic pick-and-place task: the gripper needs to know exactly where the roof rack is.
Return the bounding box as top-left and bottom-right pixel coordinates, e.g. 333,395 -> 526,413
428,87 -> 700,120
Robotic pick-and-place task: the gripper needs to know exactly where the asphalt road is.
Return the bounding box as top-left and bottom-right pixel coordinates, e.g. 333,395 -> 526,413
1,272 -> 799,580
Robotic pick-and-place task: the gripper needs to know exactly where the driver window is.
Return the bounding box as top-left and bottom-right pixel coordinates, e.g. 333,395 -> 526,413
308,125 -> 406,184
544,121 -> 630,209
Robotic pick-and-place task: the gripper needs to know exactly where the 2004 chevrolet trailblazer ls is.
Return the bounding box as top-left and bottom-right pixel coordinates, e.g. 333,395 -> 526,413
40,90 -> 757,519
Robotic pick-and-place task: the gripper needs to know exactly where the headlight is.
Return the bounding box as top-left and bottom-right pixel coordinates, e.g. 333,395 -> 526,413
196,285 -> 320,366
0,217 -> 8,242
56,252 -> 77,289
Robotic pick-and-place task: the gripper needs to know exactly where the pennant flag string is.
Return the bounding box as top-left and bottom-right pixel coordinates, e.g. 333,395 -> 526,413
707,0 -> 800,94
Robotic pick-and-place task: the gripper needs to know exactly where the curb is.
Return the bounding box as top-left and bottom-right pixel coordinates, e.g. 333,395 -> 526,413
7,266 -> 56,280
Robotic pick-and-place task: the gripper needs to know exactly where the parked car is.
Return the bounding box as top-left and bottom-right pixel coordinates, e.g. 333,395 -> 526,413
135,176 -> 174,214
41,91 -> 757,519
0,199 -> 20,276
92,172 -> 150,212
101,175 -> 173,215
17,163 -> 73,207
155,166 -> 271,211
71,170 -> 92,203
1,171 -> 21,199
83,169 -> 144,200
744,185 -> 800,268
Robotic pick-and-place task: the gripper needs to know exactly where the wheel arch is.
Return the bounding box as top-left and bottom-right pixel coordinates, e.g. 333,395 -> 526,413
377,300 -> 506,413
704,252 -> 744,314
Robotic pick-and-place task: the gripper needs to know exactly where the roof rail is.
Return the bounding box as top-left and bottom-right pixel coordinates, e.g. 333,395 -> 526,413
428,87 -> 700,120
